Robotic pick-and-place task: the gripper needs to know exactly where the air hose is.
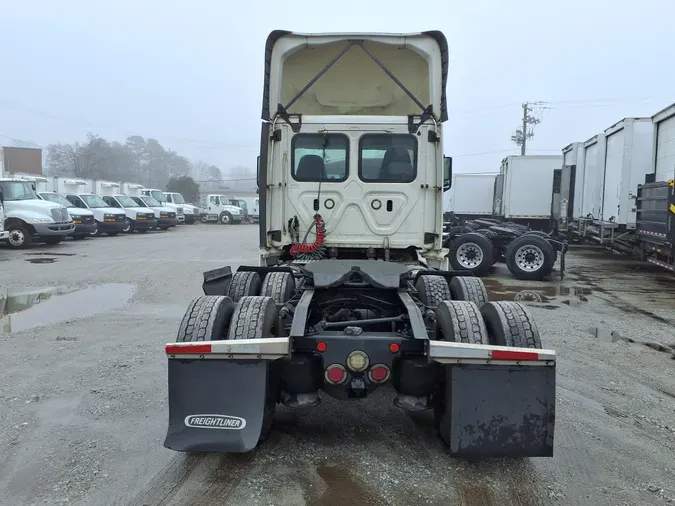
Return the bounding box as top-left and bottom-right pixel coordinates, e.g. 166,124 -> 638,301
290,214 -> 326,260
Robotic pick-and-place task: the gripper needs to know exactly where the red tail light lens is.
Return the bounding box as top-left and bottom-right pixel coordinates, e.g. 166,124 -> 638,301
368,364 -> 390,383
325,364 -> 347,385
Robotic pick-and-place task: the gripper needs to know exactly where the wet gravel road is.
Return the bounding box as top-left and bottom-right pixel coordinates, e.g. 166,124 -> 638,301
1,226 -> 674,506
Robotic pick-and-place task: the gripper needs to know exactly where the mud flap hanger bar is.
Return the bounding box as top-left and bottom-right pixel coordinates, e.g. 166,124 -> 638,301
165,338 -> 556,365
275,40 -> 435,134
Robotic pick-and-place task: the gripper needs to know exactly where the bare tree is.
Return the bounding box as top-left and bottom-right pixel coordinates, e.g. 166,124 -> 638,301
46,133 -> 109,178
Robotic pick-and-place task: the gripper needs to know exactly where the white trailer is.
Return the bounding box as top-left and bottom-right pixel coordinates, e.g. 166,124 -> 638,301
579,134 -> 607,219
561,142 -> 586,220
600,118 -> 654,227
495,155 -> 562,226
445,173 -> 496,216
652,103 -> 675,183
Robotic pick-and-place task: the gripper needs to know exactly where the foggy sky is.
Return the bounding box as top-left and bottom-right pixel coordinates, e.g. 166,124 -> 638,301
1,0 -> 674,174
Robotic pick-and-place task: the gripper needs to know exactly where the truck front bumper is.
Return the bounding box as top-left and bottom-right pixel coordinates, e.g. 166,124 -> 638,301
158,217 -> 177,228
134,218 -> 157,231
33,222 -> 75,236
100,220 -> 127,232
73,223 -> 98,236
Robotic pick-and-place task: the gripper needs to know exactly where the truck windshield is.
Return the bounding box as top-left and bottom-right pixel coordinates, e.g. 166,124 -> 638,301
291,133 -> 348,182
0,181 -> 38,201
359,134 -> 417,183
80,194 -> 109,208
141,196 -> 161,207
39,192 -> 72,207
130,197 -> 146,207
116,196 -> 139,208
170,193 -> 185,204
150,190 -> 164,202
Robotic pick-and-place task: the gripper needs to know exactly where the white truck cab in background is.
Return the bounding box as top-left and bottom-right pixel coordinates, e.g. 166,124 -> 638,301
141,189 -> 183,225
0,177 -> 75,248
64,192 -> 127,237
234,195 -> 259,223
163,192 -> 199,224
121,183 -> 177,230
93,180 -> 157,233
201,194 -> 245,224
0,187 -> 7,241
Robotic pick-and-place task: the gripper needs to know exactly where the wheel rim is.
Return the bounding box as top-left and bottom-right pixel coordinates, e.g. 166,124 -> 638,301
456,242 -> 483,269
123,221 -> 131,232
514,245 -> 545,271
8,229 -> 25,247
221,214 -> 230,224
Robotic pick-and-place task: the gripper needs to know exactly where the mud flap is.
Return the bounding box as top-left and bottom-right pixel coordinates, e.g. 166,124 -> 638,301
440,364 -> 555,457
164,359 -> 270,453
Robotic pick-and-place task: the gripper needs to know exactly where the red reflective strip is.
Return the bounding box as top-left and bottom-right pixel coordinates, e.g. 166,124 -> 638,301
165,343 -> 212,354
491,350 -> 539,361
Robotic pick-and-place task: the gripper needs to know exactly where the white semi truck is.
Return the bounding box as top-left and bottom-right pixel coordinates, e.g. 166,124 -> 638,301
141,189 -> 183,225
201,194 -> 246,224
163,30 -> 557,460
0,177 -> 75,248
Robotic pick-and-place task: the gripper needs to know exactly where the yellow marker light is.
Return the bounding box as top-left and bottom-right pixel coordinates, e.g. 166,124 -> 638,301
346,350 -> 369,372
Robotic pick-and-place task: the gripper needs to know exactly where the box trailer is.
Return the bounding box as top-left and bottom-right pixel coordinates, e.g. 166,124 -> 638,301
560,142 -> 585,221
445,173 -> 496,217
652,103 -> 675,183
601,117 -> 654,227
580,134 -> 606,219
495,155 -> 562,226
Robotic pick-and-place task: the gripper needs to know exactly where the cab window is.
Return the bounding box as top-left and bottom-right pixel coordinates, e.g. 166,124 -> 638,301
102,196 -> 119,207
358,134 -> 417,183
66,195 -> 84,208
291,133 -> 349,182
209,196 -> 220,205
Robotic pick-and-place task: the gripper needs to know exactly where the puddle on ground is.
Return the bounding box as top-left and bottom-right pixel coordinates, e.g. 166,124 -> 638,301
26,258 -> 56,264
0,283 -> 135,333
483,279 -> 592,304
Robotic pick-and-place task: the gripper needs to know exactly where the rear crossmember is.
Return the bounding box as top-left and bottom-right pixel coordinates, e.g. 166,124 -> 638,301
164,261 -> 557,458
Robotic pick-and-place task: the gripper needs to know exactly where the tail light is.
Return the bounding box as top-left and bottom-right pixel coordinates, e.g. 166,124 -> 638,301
324,364 -> 347,385
368,364 -> 390,384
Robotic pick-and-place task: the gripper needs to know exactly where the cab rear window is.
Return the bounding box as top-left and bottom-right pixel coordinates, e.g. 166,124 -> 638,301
291,134 -> 349,182
359,134 -> 417,183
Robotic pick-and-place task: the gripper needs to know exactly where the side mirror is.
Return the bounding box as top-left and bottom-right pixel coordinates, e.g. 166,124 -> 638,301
31,182 -> 37,192
443,156 -> 452,191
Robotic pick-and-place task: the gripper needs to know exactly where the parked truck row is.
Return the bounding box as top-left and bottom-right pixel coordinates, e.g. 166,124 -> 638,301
0,173 -> 255,249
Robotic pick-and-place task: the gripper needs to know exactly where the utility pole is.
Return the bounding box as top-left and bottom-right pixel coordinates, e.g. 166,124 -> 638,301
511,102 -> 542,155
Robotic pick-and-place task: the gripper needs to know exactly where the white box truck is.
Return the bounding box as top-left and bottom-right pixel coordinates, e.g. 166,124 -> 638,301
601,117 -> 654,227
494,155 -> 562,226
580,134 -> 607,219
651,103 -> 675,183
445,173 -> 496,217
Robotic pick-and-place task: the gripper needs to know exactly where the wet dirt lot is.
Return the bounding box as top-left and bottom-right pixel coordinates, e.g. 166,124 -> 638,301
1,228 -> 674,506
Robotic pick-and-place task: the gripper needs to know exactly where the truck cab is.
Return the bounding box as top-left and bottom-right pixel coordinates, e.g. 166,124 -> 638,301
129,195 -> 177,230
0,186 -> 7,241
0,178 -> 75,248
64,193 -> 127,237
234,196 -> 259,223
201,194 -> 245,224
100,194 -> 157,233
141,189 -> 183,225
163,192 -> 199,224
37,191 -> 96,240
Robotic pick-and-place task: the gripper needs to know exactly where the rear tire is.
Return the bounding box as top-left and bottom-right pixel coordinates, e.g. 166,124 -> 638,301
177,295 -> 236,342
227,296 -> 278,441
432,300 -> 489,443
505,235 -> 555,281
449,276 -> 489,308
415,275 -> 451,308
226,271 -> 262,302
448,232 -> 494,276
260,272 -> 296,303
480,301 -> 542,349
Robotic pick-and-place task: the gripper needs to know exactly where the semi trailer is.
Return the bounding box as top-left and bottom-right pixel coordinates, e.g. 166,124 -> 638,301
163,30 -> 557,458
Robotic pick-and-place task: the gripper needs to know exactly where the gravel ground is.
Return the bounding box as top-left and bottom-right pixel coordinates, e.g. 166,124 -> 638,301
0,226 -> 674,506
